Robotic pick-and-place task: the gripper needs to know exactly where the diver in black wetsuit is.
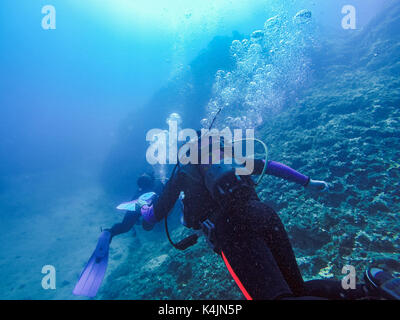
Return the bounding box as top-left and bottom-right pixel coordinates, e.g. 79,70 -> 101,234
73,172 -> 166,298
107,172 -> 164,239
133,136 -> 393,300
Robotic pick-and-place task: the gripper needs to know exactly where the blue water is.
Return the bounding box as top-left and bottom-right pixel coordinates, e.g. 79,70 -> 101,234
0,0 -> 398,300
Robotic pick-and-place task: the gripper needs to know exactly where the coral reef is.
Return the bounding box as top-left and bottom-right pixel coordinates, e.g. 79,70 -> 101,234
256,1 -> 400,281
100,3 -> 400,299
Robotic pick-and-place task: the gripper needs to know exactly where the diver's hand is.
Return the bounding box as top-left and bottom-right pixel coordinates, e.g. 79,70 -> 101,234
134,192 -> 158,226
307,179 -> 330,192
134,192 -> 157,212
135,198 -> 148,211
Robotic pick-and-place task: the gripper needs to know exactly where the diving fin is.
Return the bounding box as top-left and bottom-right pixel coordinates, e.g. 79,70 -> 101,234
116,200 -> 138,211
73,230 -> 111,298
365,267 -> 400,300
116,192 -> 157,212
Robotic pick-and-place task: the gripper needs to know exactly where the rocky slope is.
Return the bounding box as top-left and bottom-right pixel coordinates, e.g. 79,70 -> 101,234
99,2 -> 400,299
257,1 -> 400,280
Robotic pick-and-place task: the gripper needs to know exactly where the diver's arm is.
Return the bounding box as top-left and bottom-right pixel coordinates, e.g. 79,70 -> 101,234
253,159 -> 329,191
253,159 -> 310,186
139,170 -> 182,226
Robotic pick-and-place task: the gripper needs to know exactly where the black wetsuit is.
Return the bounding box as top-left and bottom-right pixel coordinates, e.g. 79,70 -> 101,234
109,180 -> 164,238
151,160 -> 367,300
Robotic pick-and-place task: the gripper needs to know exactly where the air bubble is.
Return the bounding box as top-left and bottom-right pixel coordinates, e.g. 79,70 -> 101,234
293,9 -> 312,24
264,15 -> 281,30
202,12 -> 313,130
230,40 -> 243,53
200,118 -> 209,128
166,113 -> 182,126
250,30 -> 264,43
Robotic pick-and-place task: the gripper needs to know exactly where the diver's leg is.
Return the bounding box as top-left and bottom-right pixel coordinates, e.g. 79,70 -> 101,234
216,217 -> 293,300
109,211 -> 140,238
131,225 -> 137,237
242,201 -> 305,296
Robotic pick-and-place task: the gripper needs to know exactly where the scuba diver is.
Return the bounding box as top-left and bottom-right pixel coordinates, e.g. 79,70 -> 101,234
109,172 -> 165,236
129,132 -> 400,300
72,130 -> 400,300
73,172 -> 164,298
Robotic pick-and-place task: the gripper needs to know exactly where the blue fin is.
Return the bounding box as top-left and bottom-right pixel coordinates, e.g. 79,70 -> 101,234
73,231 -> 111,298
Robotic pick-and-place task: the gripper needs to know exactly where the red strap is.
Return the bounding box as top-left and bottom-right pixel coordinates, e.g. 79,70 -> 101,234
221,251 -> 253,300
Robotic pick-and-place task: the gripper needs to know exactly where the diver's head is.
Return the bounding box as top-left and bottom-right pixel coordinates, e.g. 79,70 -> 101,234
196,129 -> 225,155
137,173 -> 154,191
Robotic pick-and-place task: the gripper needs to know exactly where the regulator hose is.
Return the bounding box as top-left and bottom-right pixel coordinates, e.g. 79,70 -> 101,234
230,137 -> 269,185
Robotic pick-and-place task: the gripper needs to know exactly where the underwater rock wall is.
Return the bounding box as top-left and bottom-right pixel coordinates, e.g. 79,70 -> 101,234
257,0 -> 400,280
100,3 -> 399,299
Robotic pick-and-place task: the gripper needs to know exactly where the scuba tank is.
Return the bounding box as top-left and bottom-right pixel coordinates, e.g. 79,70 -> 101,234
202,163 -> 255,207
163,104 -> 269,252
164,138 -> 268,251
